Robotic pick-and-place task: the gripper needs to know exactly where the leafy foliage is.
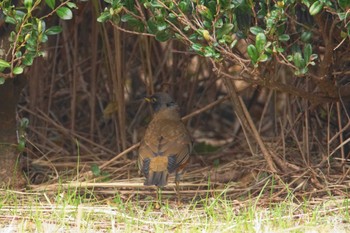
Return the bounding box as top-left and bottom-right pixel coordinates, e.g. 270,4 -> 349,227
17,117 -> 29,152
98,0 -> 350,78
0,0 -> 75,80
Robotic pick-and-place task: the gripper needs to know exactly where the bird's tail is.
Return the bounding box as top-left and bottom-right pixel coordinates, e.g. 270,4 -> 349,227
144,171 -> 168,187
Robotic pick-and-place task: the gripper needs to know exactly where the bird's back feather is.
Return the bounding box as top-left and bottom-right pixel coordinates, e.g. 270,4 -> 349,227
138,108 -> 192,187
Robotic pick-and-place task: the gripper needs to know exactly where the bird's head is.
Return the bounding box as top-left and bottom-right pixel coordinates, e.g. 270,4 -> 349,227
145,92 -> 178,112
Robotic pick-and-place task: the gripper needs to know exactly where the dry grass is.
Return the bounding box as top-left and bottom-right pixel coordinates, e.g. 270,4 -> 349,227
1,178 -> 350,232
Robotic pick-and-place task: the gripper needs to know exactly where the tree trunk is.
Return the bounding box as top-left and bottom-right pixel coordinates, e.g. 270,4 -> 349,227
0,9 -> 27,189
0,76 -> 27,189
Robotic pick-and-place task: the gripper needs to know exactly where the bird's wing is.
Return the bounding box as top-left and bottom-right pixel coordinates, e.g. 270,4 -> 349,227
160,120 -> 192,173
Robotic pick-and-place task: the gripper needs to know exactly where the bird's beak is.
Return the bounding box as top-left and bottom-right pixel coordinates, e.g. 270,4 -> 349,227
144,97 -> 151,102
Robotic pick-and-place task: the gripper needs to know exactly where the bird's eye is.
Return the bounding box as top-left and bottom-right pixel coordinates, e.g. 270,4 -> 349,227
151,97 -> 157,103
167,101 -> 175,107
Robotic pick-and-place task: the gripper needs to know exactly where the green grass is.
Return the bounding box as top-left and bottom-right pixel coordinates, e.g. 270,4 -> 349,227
1,185 -> 350,233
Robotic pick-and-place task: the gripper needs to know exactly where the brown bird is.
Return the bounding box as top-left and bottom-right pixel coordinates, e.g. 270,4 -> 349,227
138,92 -> 192,202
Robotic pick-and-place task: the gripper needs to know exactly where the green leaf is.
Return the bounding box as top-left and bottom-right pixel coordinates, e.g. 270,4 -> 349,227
8,31 -> 16,42
168,13 -> 177,19
45,0 -> 55,9
23,53 -> 34,66
338,0 -> 350,9
26,36 -> 38,51
37,19 -> 46,33
14,10 -> 26,21
259,53 -> 268,62
302,0 -> 311,7
219,35 -> 231,44
57,6 -> 73,20
303,44 -> 312,62
150,0 -> 163,8
0,59 -> 11,69
278,34 -> 290,41
215,19 -> 223,28
121,14 -> 144,31
204,46 -> 216,57
155,13 -> 164,21
66,2 -> 77,9
155,30 -> 171,42
24,0 -> 33,9
255,33 -> 267,53
179,1 -> 189,12
143,2 -> 151,8
42,33 -> 49,42
301,31 -> 312,42
111,15 -> 121,24
300,67 -> 308,74
0,77 -> 5,85
309,1 -> 323,15
97,11 -> 111,23
250,26 -> 264,35
207,0 -> 216,13
156,21 -> 167,31
216,23 -> 234,39
277,47 -> 284,53
247,44 -> 258,63
91,164 -> 101,176
17,140 -> 26,152
15,51 -> 22,59
338,12 -> 350,21
230,39 -> 238,48
121,14 -> 134,23
310,54 -> 318,61
293,52 -> 305,68
20,118 -> 30,128
5,16 -> 17,25
197,5 -> 213,20
13,66 -> 24,75
203,20 -> 211,29
147,19 -> 158,34
191,43 -> 203,52
45,26 -> 62,35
